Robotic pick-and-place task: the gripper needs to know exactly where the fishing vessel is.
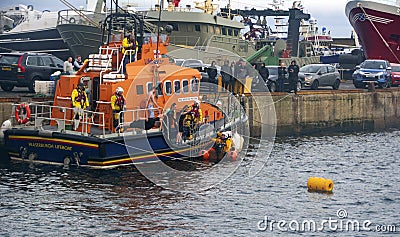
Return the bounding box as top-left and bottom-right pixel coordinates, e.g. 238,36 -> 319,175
58,0 -> 257,60
345,0 -> 400,63
1,12 -> 246,168
0,0 -> 105,60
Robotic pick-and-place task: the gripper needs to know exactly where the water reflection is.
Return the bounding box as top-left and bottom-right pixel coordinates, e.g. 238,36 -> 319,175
1,131 -> 399,235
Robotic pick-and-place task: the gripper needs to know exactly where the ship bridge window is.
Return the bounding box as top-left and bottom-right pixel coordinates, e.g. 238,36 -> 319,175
195,24 -> 201,32
174,80 -> 181,94
208,25 -> 214,33
215,26 -> 220,34
165,81 -> 172,95
222,28 -> 227,35
171,23 -> 179,31
182,80 -> 189,93
191,78 -> 199,92
234,30 -> 239,37
228,28 -> 232,36
136,85 -> 144,95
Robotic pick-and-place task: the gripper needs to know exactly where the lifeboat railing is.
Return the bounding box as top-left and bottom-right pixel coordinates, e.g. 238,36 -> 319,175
117,49 -> 137,74
95,46 -> 121,84
115,106 -> 164,134
11,102 -> 107,137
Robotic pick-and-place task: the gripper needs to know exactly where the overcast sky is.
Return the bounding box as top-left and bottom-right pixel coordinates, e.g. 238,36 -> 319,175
0,0 -> 353,37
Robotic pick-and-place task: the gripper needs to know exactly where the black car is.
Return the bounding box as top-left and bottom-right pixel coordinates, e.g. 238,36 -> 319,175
0,52 -> 64,92
255,66 -> 303,92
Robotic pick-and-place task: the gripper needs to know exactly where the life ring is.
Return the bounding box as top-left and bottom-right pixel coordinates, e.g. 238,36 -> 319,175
15,103 -> 31,124
69,17 -> 76,24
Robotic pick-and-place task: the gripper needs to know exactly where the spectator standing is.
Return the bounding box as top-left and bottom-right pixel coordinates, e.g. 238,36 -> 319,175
230,61 -> 236,94
73,55 -> 84,71
277,62 -> 287,92
236,59 -> 248,95
288,60 -> 300,93
63,56 -> 74,75
221,60 -> 232,91
207,61 -> 218,91
258,63 -> 270,83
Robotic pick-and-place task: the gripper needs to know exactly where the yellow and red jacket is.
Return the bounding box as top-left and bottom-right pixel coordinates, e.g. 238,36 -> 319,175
111,93 -> 126,111
71,88 -> 89,109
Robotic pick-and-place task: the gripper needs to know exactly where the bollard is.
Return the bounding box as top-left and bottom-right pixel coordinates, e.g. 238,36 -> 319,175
307,177 -> 334,193
367,81 -> 375,92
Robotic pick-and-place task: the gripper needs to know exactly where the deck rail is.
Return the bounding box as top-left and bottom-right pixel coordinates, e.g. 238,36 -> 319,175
11,102 -> 107,137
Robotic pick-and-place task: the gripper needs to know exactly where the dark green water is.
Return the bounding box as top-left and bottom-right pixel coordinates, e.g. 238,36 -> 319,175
0,131 -> 399,236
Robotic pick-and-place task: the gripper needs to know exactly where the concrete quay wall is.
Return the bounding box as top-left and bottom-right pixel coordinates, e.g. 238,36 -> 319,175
250,90 -> 400,137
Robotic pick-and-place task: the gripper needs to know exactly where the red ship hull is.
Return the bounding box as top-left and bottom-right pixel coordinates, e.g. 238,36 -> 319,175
346,0 -> 400,63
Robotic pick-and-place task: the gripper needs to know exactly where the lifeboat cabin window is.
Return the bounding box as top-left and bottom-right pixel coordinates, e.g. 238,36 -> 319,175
155,82 -> 162,96
182,80 -> 189,94
191,78 -> 199,92
174,80 -> 181,94
165,81 -> 172,95
136,85 -> 144,94
147,82 -> 153,94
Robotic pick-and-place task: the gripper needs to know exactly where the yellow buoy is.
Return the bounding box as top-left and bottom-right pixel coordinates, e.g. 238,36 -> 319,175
307,177 -> 334,193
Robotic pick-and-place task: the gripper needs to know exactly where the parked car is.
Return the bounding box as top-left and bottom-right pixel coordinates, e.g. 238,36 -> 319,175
259,66 -> 303,92
0,52 -> 64,92
390,63 -> 400,87
352,59 -> 392,88
299,64 -> 341,90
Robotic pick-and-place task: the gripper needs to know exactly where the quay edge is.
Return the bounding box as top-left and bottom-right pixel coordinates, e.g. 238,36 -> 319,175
250,90 -> 400,137
1,90 -> 400,140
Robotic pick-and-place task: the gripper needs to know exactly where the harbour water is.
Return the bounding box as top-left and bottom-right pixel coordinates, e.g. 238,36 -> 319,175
0,131 -> 399,236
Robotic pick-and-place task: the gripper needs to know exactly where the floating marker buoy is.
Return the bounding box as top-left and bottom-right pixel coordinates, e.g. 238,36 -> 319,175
307,177 -> 334,193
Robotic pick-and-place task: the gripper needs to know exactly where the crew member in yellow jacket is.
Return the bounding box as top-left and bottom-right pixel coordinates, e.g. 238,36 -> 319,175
111,87 -> 126,131
122,32 -> 138,74
71,83 -> 89,130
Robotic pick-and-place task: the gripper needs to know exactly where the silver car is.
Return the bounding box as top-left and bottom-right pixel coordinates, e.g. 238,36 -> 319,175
299,64 -> 341,90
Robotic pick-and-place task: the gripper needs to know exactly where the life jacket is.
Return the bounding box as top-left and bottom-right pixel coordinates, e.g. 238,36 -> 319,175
74,89 -> 86,104
191,106 -> 200,118
115,93 -> 125,108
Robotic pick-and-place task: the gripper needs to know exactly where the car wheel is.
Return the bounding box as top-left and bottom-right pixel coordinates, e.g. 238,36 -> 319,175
354,83 -> 364,89
380,80 -> 391,89
296,81 -> 302,92
28,77 -> 40,92
332,79 -> 340,90
269,82 -> 277,92
311,80 -> 319,90
1,84 -> 15,92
